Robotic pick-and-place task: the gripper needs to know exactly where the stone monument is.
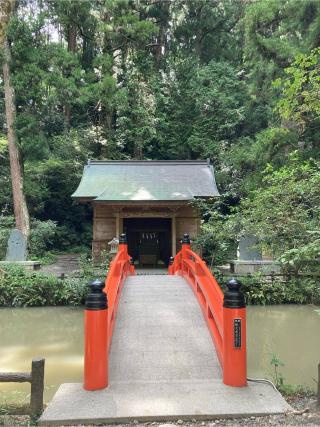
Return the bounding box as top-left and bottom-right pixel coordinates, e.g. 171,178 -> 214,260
0,228 -> 40,270
238,235 -> 262,261
230,234 -> 280,274
6,228 -> 27,261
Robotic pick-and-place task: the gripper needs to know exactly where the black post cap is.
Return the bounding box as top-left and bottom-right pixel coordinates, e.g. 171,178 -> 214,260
169,256 -> 174,265
182,233 -> 190,244
119,233 -> 127,244
223,278 -> 245,309
85,279 -> 107,310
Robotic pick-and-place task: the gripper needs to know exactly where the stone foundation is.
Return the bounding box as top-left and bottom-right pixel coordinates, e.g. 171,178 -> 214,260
230,260 -> 281,274
0,261 -> 41,271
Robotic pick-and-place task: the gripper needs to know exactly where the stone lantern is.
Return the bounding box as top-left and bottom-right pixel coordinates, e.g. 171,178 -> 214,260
108,237 -> 119,254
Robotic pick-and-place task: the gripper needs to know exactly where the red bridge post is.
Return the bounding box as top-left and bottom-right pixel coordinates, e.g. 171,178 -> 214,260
119,233 -> 128,274
84,279 -> 108,391
129,258 -> 135,275
168,256 -> 174,275
222,278 -> 247,387
119,233 -> 128,253
181,233 -> 190,274
83,233 -> 135,391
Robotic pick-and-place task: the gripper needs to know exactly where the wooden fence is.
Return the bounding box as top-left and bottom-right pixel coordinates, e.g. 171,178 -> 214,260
0,358 -> 45,416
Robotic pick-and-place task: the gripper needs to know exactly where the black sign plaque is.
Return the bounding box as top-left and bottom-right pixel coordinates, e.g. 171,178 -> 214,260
233,318 -> 241,348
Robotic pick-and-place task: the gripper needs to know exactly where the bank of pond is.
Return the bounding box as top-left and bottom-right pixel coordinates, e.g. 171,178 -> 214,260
0,304 -> 319,409
0,263 -> 320,307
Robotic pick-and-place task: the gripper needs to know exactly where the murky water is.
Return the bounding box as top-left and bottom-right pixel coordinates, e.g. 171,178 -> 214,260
0,305 -> 319,405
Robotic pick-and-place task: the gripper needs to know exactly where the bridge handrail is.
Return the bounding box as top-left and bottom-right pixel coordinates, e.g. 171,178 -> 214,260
169,234 -> 247,387
105,246 -> 133,348
169,246 -> 224,363
84,234 -> 135,391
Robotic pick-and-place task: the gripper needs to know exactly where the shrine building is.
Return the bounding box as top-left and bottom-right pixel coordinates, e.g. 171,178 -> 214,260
72,160 -> 219,266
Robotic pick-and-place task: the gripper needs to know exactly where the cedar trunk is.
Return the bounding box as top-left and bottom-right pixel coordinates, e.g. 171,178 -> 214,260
64,21 -> 77,127
3,38 -> 30,237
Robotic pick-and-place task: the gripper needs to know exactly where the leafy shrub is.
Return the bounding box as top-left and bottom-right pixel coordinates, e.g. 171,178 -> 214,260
29,219 -> 57,257
0,217 -> 57,260
0,216 -> 15,260
223,273 -> 320,305
0,264 -> 89,307
52,223 -> 92,252
78,250 -> 111,277
0,251 -> 111,307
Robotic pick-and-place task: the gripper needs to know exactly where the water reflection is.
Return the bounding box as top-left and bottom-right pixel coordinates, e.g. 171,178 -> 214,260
0,307 -> 83,404
0,305 -> 319,404
247,305 -> 320,388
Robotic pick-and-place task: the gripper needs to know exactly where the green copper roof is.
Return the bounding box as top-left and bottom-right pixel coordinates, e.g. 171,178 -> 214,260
72,160 -> 219,202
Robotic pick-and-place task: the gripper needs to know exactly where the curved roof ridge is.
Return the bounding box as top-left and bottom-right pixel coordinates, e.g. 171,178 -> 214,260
88,160 -> 210,166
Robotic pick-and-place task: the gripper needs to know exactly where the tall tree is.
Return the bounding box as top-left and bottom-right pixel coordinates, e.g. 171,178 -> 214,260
0,0 -> 30,236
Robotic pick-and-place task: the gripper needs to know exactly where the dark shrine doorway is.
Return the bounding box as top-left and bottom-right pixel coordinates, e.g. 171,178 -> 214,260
123,218 -> 171,267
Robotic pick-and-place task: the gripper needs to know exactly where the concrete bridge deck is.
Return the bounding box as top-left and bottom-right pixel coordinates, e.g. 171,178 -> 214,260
40,275 -> 290,426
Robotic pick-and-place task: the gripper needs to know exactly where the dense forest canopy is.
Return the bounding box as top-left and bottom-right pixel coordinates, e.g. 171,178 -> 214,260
0,0 -> 320,271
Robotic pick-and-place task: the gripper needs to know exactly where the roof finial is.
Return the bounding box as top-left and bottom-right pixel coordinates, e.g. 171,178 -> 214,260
87,159 -> 91,165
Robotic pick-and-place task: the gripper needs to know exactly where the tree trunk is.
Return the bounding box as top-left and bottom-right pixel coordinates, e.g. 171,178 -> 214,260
3,37 -> 30,237
67,21 -> 77,53
154,1 -> 169,70
64,21 -> 77,127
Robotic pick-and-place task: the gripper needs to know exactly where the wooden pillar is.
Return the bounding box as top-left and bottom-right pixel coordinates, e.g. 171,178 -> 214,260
30,358 -> 45,415
171,214 -> 176,256
115,212 -> 120,239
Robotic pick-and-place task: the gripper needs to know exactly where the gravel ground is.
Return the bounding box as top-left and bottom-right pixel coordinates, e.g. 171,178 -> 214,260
1,396 -> 319,427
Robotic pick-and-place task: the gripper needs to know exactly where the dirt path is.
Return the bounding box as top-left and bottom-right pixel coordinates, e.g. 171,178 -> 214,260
41,254 -> 81,277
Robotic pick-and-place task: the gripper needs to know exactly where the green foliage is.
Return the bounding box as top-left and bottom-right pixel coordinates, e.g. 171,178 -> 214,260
0,216 -> 14,260
238,274 -> 320,305
24,155 -> 93,250
0,246 -> 111,307
0,264 -> 67,307
78,249 -> 112,279
201,155 -> 320,275
192,198 -> 238,266
0,256 -> 110,307
2,0 -> 320,307
29,219 -> 57,257
0,216 -> 58,260
275,48 -> 320,141
270,353 -> 285,388
186,61 -> 246,160
243,0 -> 320,114
269,353 -> 315,396
172,0 -> 245,65
235,155 -> 320,268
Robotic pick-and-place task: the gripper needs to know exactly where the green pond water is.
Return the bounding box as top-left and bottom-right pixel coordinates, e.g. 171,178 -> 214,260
0,305 -> 319,405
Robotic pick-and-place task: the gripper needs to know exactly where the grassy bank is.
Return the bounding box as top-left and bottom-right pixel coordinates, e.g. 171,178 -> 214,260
215,271 -> 320,305
0,260 -> 109,307
1,262 -> 320,307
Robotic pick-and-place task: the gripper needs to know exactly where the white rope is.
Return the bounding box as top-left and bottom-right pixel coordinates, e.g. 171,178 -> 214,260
247,377 -> 278,391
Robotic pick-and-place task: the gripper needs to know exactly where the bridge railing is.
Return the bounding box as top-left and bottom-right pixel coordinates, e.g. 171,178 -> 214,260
84,233 -> 135,391
169,233 -> 247,387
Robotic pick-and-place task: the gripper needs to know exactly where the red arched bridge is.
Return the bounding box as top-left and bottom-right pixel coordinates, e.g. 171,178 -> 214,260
84,233 -> 246,390
40,233 -> 290,426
